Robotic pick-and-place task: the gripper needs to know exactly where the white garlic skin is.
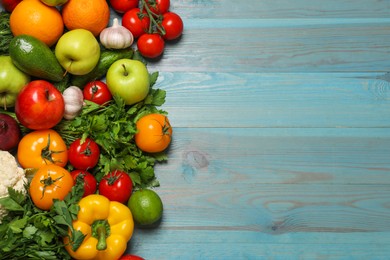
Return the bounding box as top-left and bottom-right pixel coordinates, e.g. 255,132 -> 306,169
62,86 -> 84,120
100,18 -> 134,49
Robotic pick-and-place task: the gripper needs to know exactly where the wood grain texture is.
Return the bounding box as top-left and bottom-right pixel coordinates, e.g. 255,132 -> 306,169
122,1 -> 390,259
156,72 -> 390,128
171,0 -> 390,19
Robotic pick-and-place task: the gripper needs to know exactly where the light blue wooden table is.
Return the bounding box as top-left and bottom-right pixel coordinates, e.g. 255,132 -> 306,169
123,1 -> 390,259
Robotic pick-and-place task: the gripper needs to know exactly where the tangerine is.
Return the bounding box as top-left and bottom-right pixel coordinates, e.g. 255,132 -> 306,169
62,0 -> 110,37
10,0 -> 64,47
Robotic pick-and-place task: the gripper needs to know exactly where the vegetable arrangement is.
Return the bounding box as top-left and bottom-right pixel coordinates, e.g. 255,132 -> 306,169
0,0 -> 182,258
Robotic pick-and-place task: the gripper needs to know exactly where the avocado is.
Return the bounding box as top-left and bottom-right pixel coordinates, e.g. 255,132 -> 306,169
9,35 -> 64,82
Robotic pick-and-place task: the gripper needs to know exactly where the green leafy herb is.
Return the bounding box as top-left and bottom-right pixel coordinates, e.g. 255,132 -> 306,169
55,72 -> 168,188
0,180 -> 85,259
0,11 -> 13,55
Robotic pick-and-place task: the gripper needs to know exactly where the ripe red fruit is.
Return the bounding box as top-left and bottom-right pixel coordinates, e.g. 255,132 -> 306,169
0,113 -> 21,151
15,80 -> 64,130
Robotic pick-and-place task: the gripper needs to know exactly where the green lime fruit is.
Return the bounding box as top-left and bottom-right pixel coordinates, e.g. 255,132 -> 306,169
128,189 -> 163,227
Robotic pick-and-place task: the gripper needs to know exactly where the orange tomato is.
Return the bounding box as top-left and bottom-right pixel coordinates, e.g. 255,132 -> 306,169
29,164 -> 74,210
134,113 -> 172,153
17,129 -> 68,169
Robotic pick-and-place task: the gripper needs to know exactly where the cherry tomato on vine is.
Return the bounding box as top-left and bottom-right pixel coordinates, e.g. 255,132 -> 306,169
109,0 -> 138,13
83,80 -> 112,105
29,165 -> 74,210
98,170 -> 133,203
161,12 -> 184,40
122,8 -> 150,38
71,170 -> 97,197
17,129 -> 68,169
135,113 -> 172,153
147,0 -> 170,14
68,137 -> 100,170
137,33 -> 165,58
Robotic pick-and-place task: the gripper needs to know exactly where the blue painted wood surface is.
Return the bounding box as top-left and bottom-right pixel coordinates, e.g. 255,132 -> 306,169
121,1 -> 390,259
2,0 -> 389,259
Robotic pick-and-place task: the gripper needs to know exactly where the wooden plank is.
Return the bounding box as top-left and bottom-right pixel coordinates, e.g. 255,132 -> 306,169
124,127 -> 390,258
144,19 -> 390,73
154,128 -> 390,185
155,72 -> 390,128
127,239 -> 390,259
170,0 -> 390,19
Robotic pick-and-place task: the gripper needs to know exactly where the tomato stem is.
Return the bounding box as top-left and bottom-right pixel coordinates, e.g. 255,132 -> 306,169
140,0 -> 166,35
40,173 -> 64,199
41,134 -> 65,164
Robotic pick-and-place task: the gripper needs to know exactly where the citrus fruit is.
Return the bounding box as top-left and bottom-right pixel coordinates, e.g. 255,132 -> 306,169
128,189 -> 163,227
10,0 -> 64,47
62,0 -> 110,37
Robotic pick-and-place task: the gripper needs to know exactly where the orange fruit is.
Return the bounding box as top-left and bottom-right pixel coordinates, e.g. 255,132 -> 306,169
10,0 -> 64,47
62,0 -> 110,37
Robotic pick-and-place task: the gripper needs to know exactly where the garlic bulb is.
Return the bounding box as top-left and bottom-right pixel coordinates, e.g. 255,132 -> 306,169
100,18 -> 134,49
62,86 -> 84,120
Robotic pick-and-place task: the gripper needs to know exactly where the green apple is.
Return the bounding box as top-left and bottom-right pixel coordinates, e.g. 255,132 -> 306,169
55,29 -> 100,76
40,0 -> 68,6
106,59 -> 150,105
0,56 -> 30,110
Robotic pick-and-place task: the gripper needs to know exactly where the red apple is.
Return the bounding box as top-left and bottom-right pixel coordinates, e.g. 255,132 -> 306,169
1,0 -> 22,12
0,113 -> 21,151
109,0 -> 138,13
15,80 -> 64,130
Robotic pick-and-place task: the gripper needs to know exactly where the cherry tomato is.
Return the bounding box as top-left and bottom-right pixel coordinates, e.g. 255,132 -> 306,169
98,170 -> 133,203
135,113 -> 172,153
161,12 -> 184,40
109,0 -> 138,13
29,165 -> 74,210
68,138 -> 100,170
137,33 -> 165,59
17,129 -> 68,169
122,8 -> 150,38
147,0 -> 170,14
71,170 -> 97,197
83,80 -> 112,105
119,255 -> 145,260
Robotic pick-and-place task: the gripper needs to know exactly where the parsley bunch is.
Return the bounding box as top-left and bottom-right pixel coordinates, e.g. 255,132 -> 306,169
0,181 -> 85,259
55,71 -> 168,188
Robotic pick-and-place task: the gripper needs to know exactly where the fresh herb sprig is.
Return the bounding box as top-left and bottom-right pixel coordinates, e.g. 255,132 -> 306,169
0,11 -> 13,55
55,71 -> 168,188
0,180 -> 85,259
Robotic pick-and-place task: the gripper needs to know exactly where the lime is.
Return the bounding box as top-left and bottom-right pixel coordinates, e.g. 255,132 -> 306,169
128,189 -> 163,227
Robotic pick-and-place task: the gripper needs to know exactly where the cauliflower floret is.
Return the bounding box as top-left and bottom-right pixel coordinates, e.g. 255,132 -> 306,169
0,150 -> 27,222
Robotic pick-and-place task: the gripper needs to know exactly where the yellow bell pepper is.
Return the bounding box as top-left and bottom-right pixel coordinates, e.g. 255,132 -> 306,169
64,194 -> 134,260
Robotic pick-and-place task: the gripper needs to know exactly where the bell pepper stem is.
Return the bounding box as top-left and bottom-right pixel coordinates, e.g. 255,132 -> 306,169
96,225 -> 107,250
92,220 -> 110,251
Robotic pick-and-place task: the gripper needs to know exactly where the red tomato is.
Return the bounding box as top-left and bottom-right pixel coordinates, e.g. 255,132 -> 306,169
147,0 -> 170,14
119,255 -> 145,260
83,80 -> 112,105
109,0 -> 138,13
68,138 -> 100,170
71,170 -> 97,197
137,33 -> 165,59
161,12 -> 184,40
98,170 -> 133,203
122,8 -> 150,38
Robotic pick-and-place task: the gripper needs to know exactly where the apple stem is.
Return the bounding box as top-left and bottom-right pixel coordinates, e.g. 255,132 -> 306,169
121,64 -> 129,76
63,61 -> 73,78
1,96 -> 7,110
